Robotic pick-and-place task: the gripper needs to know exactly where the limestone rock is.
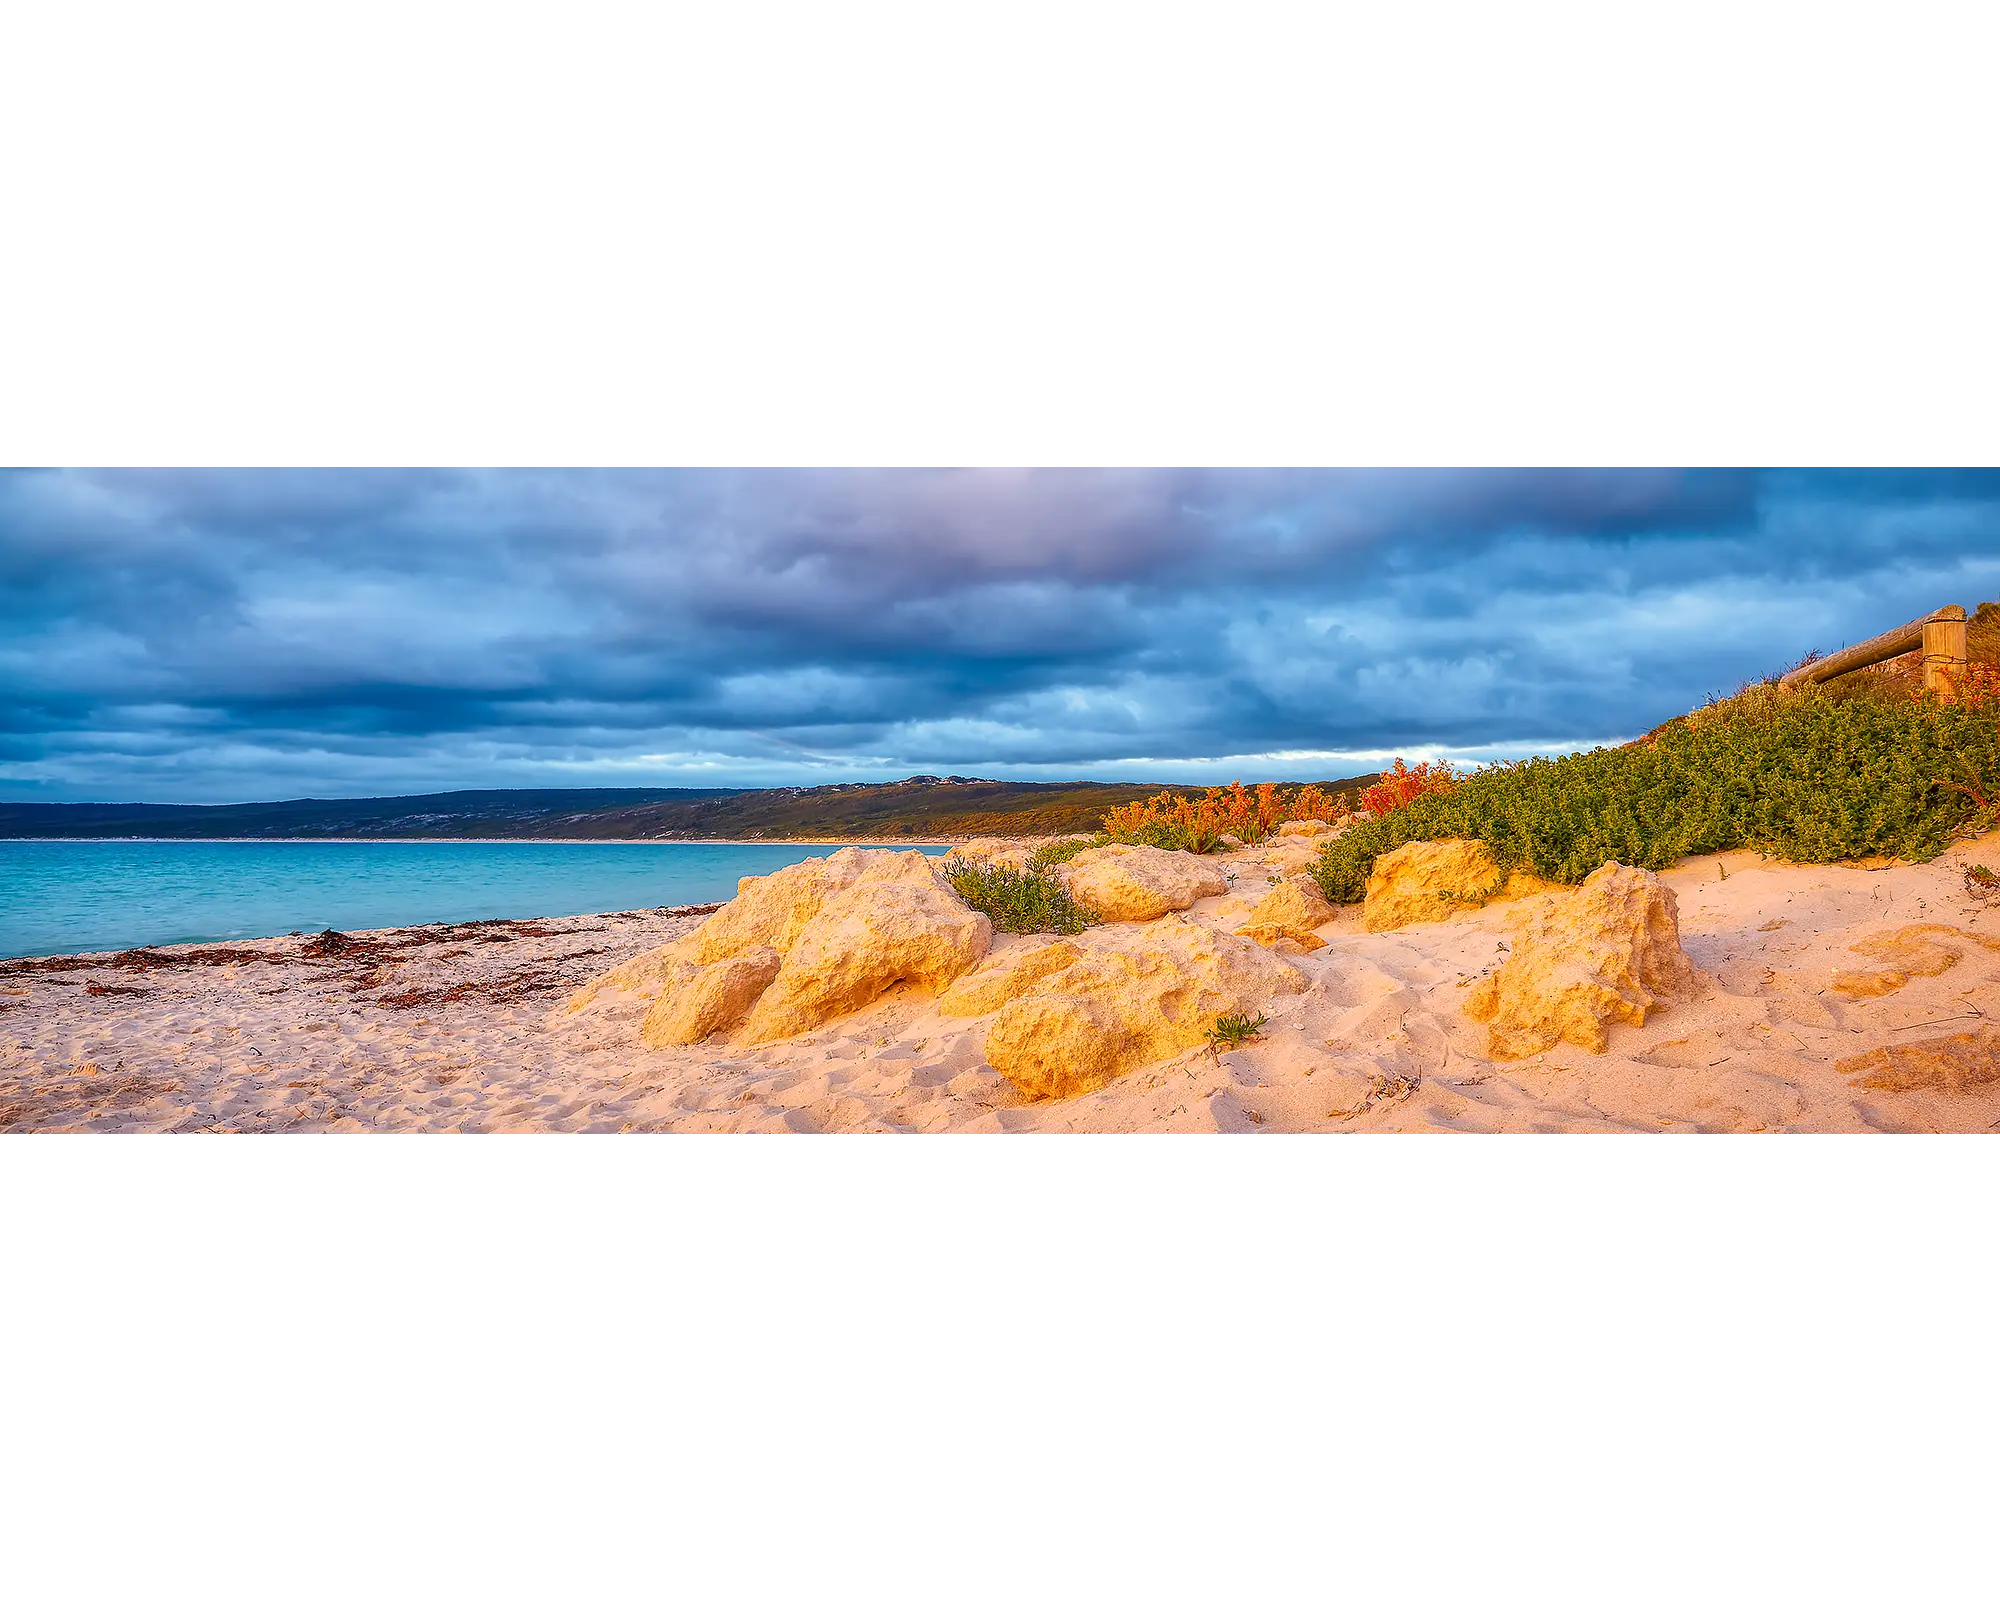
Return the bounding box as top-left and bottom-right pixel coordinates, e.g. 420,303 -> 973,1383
1250,840 -> 1323,879
1462,863 -> 1698,1059
740,880 -> 992,1043
1363,839 -> 1509,933
944,838 -> 1038,871
1836,1030 -> 2000,1092
640,946 -> 781,1047
937,936 -> 1082,1018
983,916 -> 1310,1099
692,846 -> 941,964
1239,876 -> 1335,952
566,937 -> 695,1011
1060,844 -> 1227,923
1277,819 -> 1335,839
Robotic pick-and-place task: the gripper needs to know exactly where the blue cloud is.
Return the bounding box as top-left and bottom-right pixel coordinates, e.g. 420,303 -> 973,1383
2,468 -> 1996,801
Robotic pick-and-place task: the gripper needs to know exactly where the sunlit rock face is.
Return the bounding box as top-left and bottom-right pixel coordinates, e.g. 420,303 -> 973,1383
571,847 -> 989,1047
1361,839 -> 1509,934
1463,863 -> 1698,1059
982,916 -> 1310,1099
738,879 -> 991,1043
1238,876 -> 1336,953
1059,844 -> 1227,924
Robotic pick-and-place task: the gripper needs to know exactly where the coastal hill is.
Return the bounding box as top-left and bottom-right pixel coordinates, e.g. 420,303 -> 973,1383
0,775 -> 1380,843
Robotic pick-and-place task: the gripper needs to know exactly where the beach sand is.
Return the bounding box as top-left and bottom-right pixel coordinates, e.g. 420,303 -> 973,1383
8,835 -> 2000,1133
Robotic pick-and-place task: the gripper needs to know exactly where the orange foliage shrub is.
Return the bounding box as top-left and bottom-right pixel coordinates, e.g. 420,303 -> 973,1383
1956,663 -> 2000,710
1099,789 -> 1236,853
1351,758 -> 1459,819
1285,784 -> 1349,825
1211,782 -> 1289,842
1101,779 -> 1372,851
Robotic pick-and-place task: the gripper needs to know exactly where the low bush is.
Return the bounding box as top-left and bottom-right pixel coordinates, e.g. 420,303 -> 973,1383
1307,685 -> 2000,903
1350,757 -> 1459,818
943,860 -> 1097,935
1029,834 -> 1104,868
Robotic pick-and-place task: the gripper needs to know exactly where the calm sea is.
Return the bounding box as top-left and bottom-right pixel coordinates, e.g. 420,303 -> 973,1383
0,840 -> 948,960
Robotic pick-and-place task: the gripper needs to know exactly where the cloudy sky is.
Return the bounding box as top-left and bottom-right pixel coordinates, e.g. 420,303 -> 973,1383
2,468 -> 1995,803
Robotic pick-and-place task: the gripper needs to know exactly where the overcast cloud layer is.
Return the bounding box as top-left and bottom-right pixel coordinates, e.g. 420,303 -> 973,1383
2,469 -> 1996,802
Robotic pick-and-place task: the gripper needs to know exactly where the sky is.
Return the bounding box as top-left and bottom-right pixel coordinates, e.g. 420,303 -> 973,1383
2,468 -> 1996,804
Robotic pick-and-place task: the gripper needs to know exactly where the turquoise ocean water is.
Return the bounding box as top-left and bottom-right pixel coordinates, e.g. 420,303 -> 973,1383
0,840 -> 947,960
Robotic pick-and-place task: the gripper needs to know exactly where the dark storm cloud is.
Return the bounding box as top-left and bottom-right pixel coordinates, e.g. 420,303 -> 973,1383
2,468 -> 1997,801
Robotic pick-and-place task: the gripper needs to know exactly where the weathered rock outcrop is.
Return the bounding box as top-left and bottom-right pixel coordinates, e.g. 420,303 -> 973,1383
983,917 -> 1310,1098
739,879 -> 991,1043
1276,819 -> 1336,839
1238,876 -> 1335,952
937,936 -> 1081,1018
1462,863 -> 1697,1059
570,847 -> 990,1046
1060,844 -> 1227,923
692,846 -> 941,964
1363,839 -> 1510,933
641,946 -> 781,1047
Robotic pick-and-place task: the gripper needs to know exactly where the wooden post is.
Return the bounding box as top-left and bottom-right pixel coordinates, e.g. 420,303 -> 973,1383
1923,605 -> 1968,700
1779,604 -> 1963,690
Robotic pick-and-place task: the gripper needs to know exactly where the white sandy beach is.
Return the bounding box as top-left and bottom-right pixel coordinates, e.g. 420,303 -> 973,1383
7,834 -> 2000,1133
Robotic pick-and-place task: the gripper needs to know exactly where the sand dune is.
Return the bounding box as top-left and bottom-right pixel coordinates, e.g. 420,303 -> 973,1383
8,834 -> 2000,1133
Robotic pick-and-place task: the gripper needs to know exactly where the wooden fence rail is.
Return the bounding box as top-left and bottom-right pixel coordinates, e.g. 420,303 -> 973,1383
1778,604 -> 1968,699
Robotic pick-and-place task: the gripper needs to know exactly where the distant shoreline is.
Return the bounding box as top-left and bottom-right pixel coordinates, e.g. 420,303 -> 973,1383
0,835 -> 972,847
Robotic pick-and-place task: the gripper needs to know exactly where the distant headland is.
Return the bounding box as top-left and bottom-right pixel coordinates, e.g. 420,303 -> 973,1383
0,776 -> 1381,844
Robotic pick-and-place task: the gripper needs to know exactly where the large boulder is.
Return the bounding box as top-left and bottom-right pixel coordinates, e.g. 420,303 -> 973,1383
937,936 -> 1082,1018
1060,844 -> 1227,923
1238,876 -> 1336,952
983,917 -> 1310,1099
567,848 -> 976,1046
1363,839 -> 1510,933
691,846 -> 943,964
1462,863 -> 1698,1059
640,946 -> 782,1047
739,879 -> 992,1043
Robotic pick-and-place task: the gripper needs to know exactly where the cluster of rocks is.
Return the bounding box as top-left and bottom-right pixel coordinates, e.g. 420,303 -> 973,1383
1358,838 -> 1699,1058
566,838 -> 1322,1098
568,822 -> 1707,1104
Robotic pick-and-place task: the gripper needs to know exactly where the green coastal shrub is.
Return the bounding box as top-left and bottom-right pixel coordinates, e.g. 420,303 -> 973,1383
1308,685 -> 2000,903
1028,834 -> 1105,868
943,860 -> 1098,935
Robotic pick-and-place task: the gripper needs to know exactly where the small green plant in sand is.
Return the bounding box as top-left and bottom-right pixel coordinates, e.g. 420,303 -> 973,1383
1205,1011 -> 1268,1051
943,860 -> 1097,936
1307,679 -> 2000,903
1029,834 -> 1105,868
